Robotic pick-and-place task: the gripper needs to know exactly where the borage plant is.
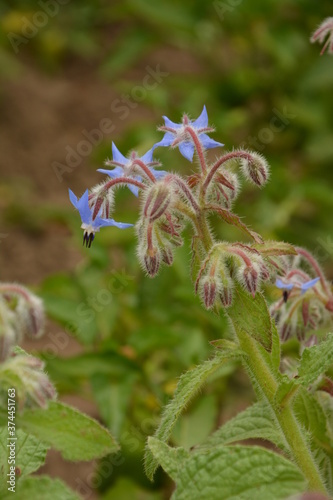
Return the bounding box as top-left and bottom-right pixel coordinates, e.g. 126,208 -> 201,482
0,283 -> 118,499
70,106 -> 333,500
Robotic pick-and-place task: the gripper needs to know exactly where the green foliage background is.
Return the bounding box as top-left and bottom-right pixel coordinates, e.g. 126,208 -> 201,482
0,0 -> 332,498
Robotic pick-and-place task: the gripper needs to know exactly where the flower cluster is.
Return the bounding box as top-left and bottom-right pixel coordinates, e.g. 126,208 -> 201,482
270,247 -> 333,343
69,108 -> 292,315
0,283 -> 56,408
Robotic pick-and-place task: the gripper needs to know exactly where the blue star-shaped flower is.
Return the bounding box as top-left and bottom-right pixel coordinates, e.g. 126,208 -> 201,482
154,106 -> 224,162
97,143 -> 167,197
69,189 -> 132,247
275,277 -> 320,295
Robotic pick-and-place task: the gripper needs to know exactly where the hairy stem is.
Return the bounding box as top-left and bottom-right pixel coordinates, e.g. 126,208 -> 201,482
233,320 -> 328,494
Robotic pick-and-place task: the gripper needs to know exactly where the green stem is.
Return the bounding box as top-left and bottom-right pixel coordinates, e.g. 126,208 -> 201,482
236,329 -> 328,494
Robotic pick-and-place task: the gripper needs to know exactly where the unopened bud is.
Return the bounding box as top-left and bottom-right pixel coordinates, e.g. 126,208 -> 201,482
260,263 -> 270,281
207,171 -> 239,209
280,322 -> 292,342
144,248 -> 161,277
240,151 -> 269,187
90,182 -> 115,219
202,277 -> 217,309
143,183 -> 172,222
3,354 -> 56,409
161,246 -> 174,266
220,285 -> 233,307
0,299 -> 16,361
242,266 -> 259,297
17,294 -> 45,339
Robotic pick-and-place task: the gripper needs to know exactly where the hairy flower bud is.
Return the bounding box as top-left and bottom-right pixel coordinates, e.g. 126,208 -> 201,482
17,294 -> 45,339
280,322 -> 292,342
1,354 -> 56,409
0,299 -> 16,362
143,182 -> 172,222
161,246 -> 174,266
240,151 -> 269,187
144,247 -> 161,277
202,276 -> 217,309
89,182 -> 115,219
219,283 -> 233,307
240,265 -> 259,297
208,171 -> 240,209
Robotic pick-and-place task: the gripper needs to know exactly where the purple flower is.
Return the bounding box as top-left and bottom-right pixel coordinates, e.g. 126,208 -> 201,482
275,277 -> 320,295
97,143 -> 166,197
154,106 -> 223,162
69,189 -> 132,247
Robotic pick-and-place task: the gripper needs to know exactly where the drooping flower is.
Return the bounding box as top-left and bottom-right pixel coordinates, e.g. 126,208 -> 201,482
275,277 -> 320,295
154,105 -> 223,162
310,17 -> 333,55
97,143 -> 166,197
69,189 -> 132,247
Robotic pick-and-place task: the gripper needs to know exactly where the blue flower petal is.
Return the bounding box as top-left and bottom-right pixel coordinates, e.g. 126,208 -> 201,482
275,279 -> 294,291
140,148 -> 154,164
128,183 -> 140,197
69,189 -> 79,209
192,105 -> 208,129
112,142 -> 128,165
152,169 -> 168,179
179,141 -> 195,162
153,133 -> 174,149
69,189 -> 92,225
94,216 -> 133,229
300,277 -> 320,294
162,115 -> 182,130
97,167 -> 123,178
199,134 -> 224,150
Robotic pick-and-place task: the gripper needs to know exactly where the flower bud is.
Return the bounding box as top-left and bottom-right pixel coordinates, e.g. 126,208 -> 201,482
2,354 -> 56,409
240,151 -> 269,187
143,182 -> 172,222
161,246 -> 174,266
144,247 -> 161,277
202,276 -> 217,309
0,297 -> 17,361
242,265 -> 259,297
280,322 -> 292,342
219,284 -> 233,307
260,263 -> 270,281
206,171 -> 239,209
17,294 -> 45,339
90,182 -> 115,219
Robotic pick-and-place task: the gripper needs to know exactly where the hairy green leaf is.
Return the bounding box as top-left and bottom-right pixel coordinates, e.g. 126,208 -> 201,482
15,401 -> 119,461
298,333 -> 333,385
148,438 -> 190,481
3,475 -> 80,500
0,428 -> 48,494
226,285 -> 280,361
196,401 -> 288,452
144,348 -> 244,480
148,439 -> 306,500
294,388 -> 332,452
